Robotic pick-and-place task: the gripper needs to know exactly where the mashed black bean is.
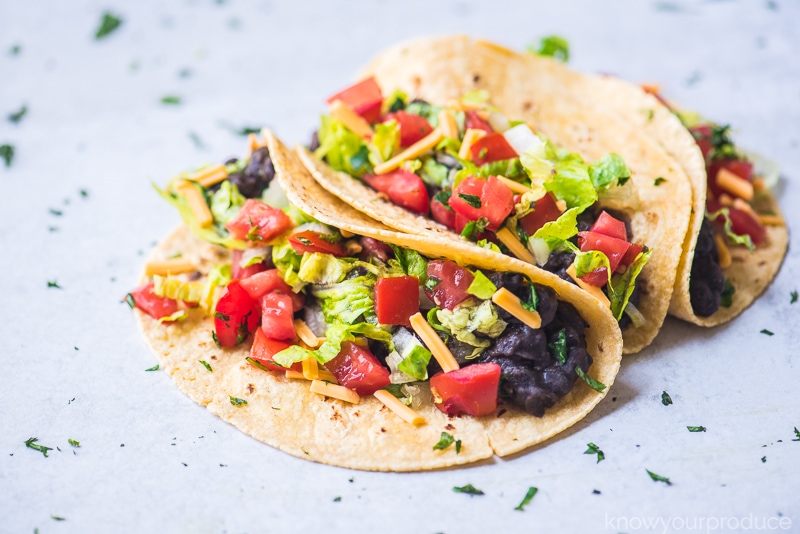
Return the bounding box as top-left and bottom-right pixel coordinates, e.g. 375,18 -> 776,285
689,220 -> 726,317
227,147 -> 275,198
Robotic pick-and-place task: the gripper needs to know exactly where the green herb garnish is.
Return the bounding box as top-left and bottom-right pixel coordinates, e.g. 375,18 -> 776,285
761,456 -> 767,463
687,426 -> 707,433
161,95 -> 181,105
229,396 -> 248,407
0,144 -> 14,167
333,496 -> 341,502
791,290 -> 798,304
459,193 -> 482,209
646,469 -> 672,485
51,515 -> 65,521
95,12 -> 123,39
460,217 -> 489,240
68,438 -> 80,447
433,431 -> 455,451
189,131 -> 205,149
199,360 -> 213,372
47,280 -> 62,289
548,329 -> 567,364
25,437 -> 52,457
145,364 -> 159,372
433,189 -> 453,209
49,208 -> 63,216
792,427 -> 800,441
246,357 -> 273,373
531,35 -> 570,62
661,391 -> 673,406
575,367 -> 606,393
760,329 -> 774,336
654,177 -> 667,186
453,483 -> 484,496
124,293 -> 136,309
584,442 -> 605,463
720,279 -> 735,307
10,44 -> 21,55
521,282 -> 538,312
8,105 -> 27,124
349,145 -> 370,173
514,487 -> 538,511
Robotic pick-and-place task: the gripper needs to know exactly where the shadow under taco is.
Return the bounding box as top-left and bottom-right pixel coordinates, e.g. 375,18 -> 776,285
128,129 -> 623,472
297,35 -> 694,354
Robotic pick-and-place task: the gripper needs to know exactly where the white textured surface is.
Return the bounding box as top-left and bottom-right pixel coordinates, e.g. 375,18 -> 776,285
1,1 -> 798,533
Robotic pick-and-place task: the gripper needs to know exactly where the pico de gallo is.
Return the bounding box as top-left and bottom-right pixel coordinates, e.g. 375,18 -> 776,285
645,87 -> 780,317
127,138 -> 607,425
312,78 -> 652,326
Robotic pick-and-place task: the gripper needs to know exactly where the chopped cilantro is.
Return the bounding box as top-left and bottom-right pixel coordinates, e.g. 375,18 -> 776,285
189,131 -> 205,150
584,442 -> 605,463
792,427 -> 800,441
761,456 -> 767,463
333,496 -> 341,502
8,105 -> 27,124
223,124 -> 263,136
211,330 -> 220,348
95,12 -> 123,39
246,357 -> 273,373
49,208 -> 63,216
161,96 -> 181,105
460,217 -> 489,240
791,290 -> 798,304
229,396 -> 248,407
25,437 -> 52,457
10,44 -> 21,55
424,276 -> 441,291
47,280 -> 62,289
661,391 -> 673,406
459,193 -> 482,209
514,486 -> 538,511
349,145 -> 370,173
433,189 -> 453,209
79,188 -> 89,198
145,364 -> 159,372
646,469 -> 672,485
51,515 -> 65,521
548,329 -> 567,364
654,177 -> 667,186
124,293 -> 136,309
720,279 -> 735,307
199,360 -> 213,372
433,432 -> 455,451
455,440 -> 462,454
521,282 -> 538,312
760,329 -> 774,336
687,426 -> 707,432
708,124 -> 740,161
0,144 -> 14,167
530,35 -> 570,62
452,483 -> 484,496
575,367 -> 606,393
68,438 -> 80,447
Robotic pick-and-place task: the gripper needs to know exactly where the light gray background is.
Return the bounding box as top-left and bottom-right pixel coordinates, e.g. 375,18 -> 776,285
2,1 -> 798,533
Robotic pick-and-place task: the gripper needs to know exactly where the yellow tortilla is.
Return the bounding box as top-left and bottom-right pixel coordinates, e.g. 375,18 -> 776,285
571,74 -> 789,325
300,35 -> 694,353
134,132 -> 623,473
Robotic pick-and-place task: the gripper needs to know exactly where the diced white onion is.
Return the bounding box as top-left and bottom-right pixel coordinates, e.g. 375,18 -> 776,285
240,246 -> 270,268
303,301 -> 328,337
261,178 -> 290,209
529,237 -> 551,266
503,124 -> 545,156
623,301 -> 646,328
487,112 -> 510,133
294,222 -> 335,235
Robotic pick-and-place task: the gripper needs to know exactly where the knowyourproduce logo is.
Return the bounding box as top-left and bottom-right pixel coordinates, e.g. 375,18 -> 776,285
604,513 -> 792,533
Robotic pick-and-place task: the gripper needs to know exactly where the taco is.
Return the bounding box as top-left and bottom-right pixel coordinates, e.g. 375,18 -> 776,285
298,36 -> 694,354
127,130 -> 622,472
562,75 -> 788,325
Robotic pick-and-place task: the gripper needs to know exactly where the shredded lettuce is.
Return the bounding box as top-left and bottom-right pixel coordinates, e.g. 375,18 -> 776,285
297,253 -> 352,285
398,345 -> 432,381
707,208 -> 755,251
157,310 -> 188,324
382,89 -> 408,114
467,270 -> 497,300
274,323 -> 393,366
609,249 -> 652,321
389,246 -> 428,281
272,239 -> 305,292
209,180 -> 246,225
530,207 -> 581,261
436,299 -> 507,355
310,275 -> 376,325
202,264 -> 231,311
547,154 -> 598,211
369,119 -> 400,165
573,250 -> 612,282
530,35 -> 570,62
153,275 -> 205,303
420,157 -> 451,187
588,153 -> 631,192
405,101 -> 443,127
314,115 -> 371,177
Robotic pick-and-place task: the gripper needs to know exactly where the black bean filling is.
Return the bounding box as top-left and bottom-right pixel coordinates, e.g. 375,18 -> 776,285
427,271 -> 592,417
226,147 -> 275,198
689,219 -> 725,317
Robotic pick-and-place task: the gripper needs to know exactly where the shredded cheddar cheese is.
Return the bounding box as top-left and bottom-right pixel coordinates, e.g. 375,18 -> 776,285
491,288 -> 542,329
566,264 -> 611,308
294,319 -> 320,348
373,390 -> 425,426
190,164 -> 229,188
248,133 -> 260,153
458,128 -> 487,161
329,100 -> 373,139
409,312 -> 459,373
175,180 -> 213,227
438,109 -> 459,139
144,258 -> 196,276
495,227 -> 536,264
758,214 -> 784,226
310,380 -> 360,404
496,175 -> 531,195
716,168 -> 754,201
714,234 -> 732,269
302,357 -> 319,381
374,128 -> 444,175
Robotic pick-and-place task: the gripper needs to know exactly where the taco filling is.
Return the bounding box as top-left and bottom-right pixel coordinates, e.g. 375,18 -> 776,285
309,78 -> 652,327
128,138 -> 607,425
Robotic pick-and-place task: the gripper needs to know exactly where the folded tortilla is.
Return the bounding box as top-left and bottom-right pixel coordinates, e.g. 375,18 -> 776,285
134,131 -> 623,472
299,35 -> 694,353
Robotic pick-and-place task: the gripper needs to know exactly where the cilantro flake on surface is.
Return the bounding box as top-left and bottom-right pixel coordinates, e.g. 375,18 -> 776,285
68,438 -> 80,447
760,329 -> 774,336
51,515 -> 65,521
433,432 -> 455,451
687,426 -> 707,433
189,131 -> 205,150
661,391 -> 673,406
199,360 -> 213,372
584,442 -> 605,463
124,293 -> 136,309
333,496 -> 341,502
761,456 -> 767,463
791,290 -> 798,304
229,396 -> 248,407
646,469 -> 672,485
0,144 -> 14,167
25,437 -> 52,457
10,44 -> 21,55
654,177 -> 667,186
49,208 -> 62,216
8,105 -> 27,124
530,35 -> 570,62
514,486 -> 538,511
161,95 -> 181,105
95,12 -> 123,39
792,427 -> 800,441
145,364 -> 160,372
458,193 -> 482,209
720,279 -> 735,307
452,483 -> 484,496
47,280 -> 62,289
575,367 -> 606,393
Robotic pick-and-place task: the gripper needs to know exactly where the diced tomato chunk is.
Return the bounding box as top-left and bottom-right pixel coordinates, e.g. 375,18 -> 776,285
430,363 -> 501,417
469,133 -> 518,165
260,292 -> 296,341
239,269 -> 304,311
465,111 -> 493,133
374,276 -> 420,328
250,328 -> 302,372
590,211 -> 628,241
288,231 -> 347,257
384,111 -> 433,147
225,199 -> 293,243
448,175 -> 514,230
214,281 -> 260,347
519,192 -> 562,236
620,243 -> 644,269
128,282 -> 179,319
579,268 -> 609,288
425,260 -> 474,310
231,249 -> 267,280
359,236 -> 394,262
431,194 -> 456,229
726,207 -> 766,245
362,170 -> 429,215
578,231 -> 631,274
326,77 -> 384,124
325,341 -> 390,396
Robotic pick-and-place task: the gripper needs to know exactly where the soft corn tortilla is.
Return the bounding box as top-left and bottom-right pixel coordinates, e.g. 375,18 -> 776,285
568,74 -> 789,326
134,132 -> 623,473
299,36 -> 693,353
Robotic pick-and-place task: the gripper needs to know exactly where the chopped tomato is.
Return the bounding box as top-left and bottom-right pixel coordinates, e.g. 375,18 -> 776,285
375,276 -> 420,328
689,124 -> 714,160
620,243 -> 644,269
448,175 -> 514,230
519,192 -> 561,235
722,206 -> 766,245
579,268 -> 609,288
465,110 -> 493,133
425,260 -> 474,310
431,194 -> 456,229
231,249 -> 267,280
590,211 -> 628,241
260,292 -> 296,341
469,133 -> 518,165
325,341 -> 390,396
578,231 -> 631,274
384,111 -> 433,147
288,230 -> 346,257
359,236 -> 394,262
362,169 -> 429,215
250,328 -> 302,372
225,199 -> 293,243
239,269 -> 304,311
430,362 -> 501,417
326,76 -> 383,124
128,282 -> 179,319
214,281 -> 260,347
